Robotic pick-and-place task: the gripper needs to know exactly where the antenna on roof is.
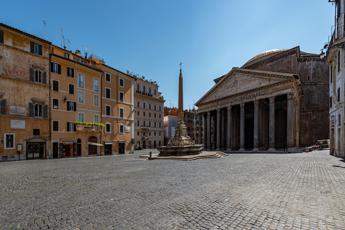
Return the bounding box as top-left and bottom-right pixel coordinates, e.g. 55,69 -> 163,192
60,28 -> 71,50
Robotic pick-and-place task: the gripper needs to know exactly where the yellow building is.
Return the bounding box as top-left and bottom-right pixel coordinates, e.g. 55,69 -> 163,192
99,65 -> 135,154
0,23 -> 51,160
50,46 -> 104,158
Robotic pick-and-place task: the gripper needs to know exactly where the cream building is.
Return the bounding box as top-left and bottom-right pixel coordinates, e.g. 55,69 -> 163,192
134,77 -> 164,149
327,0 -> 345,158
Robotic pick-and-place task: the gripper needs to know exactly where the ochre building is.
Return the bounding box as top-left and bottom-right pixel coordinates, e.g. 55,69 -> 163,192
0,23 -> 138,160
0,23 -> 51,161
196,47 -> 329,152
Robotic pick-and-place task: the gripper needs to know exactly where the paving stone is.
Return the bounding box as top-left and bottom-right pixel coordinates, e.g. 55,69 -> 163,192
0,150 -> 345,229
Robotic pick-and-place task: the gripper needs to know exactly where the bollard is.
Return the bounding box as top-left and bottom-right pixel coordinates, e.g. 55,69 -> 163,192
149,151 -> 152,160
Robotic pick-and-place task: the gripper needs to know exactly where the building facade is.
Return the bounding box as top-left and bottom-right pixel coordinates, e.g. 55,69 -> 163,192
0,23 -> 51,161
0,23 -> 137,161
134,77 -> 164,149
100,65 -> 135,155
50,46 -> 103,158
327,0 -> 345,158
196,47 -> 329,152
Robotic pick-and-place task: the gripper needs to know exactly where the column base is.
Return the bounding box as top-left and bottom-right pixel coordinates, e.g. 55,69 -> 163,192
268,148 -> 276,152
239,148 -> 245,152
253,148 -> 259,152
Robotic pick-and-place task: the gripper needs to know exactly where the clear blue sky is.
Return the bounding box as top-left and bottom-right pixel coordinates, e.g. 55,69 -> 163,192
2,0 -> 334,109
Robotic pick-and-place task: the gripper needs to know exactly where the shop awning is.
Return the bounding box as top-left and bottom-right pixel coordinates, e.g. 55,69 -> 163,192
87,142 -> 103,147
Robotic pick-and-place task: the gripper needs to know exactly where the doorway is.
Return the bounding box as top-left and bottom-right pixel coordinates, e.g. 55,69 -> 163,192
88,136 -> 98,155
119,142 -> 125,154
52,142 -> 59,159
26,142 -> 45,160
105,144 -> 112,155
77,139 -> 82,157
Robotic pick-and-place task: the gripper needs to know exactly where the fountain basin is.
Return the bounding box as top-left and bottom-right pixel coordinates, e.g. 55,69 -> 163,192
158,144 -> 203,156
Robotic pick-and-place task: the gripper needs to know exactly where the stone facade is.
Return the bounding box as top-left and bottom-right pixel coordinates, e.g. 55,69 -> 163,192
134,78 -> 164,149
196,47 -> 329,152
327,0 -> 345,158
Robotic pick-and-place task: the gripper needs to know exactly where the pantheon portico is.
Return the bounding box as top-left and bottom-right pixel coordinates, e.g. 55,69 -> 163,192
195,47 -> 329,152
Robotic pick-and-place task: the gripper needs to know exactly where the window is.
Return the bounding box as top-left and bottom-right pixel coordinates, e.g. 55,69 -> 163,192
0,30 -> 3,44
339,114 -> 341,126
106,88 -> 111,98
119,92 -> 124,102
34,70 -> 42,83
64,53 -> 70,59
67,67 -> 74,77
143,103 -> 146,109
78,74 -> 85,88
34,104 -> 43,117
94,114 -> 100,123
67,122 -> 76,132
106,105 -> 111,116
30,42 -> 42,55
50,62 -> 61,74
149,104 -> 151,110
105,73 -> 111,82
33,129 -> 40,136
119,124 -> 124,134
137,84 -> 140,91
67,101 -> 76,111
93,79 -> 100,92
137,102 -> 140,108
143,86 -> 146,93
53,99 -> 59,109
69,84 -> 74,94
119,108 -> 124,118
93,95 -> 99,106
330,97 -> 332,108
4,133 -> 15,149
52,121 -> 59,132
119,78 -> 124,87
148,88 -> 152,95
52,80 -> 59,91
137,120 -> 140,126
78,113 -> 84,122
338,88 -> 341,102
330,64 -> 333,83
154,105 -> 156,111
78,90 -> 85,104
106,123 -> 111,133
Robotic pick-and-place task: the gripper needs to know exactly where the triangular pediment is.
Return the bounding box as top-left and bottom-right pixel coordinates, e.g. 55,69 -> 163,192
196,68 -> 294,105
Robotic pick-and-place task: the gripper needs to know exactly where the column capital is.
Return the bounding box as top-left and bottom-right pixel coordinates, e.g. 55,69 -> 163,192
240,103 -> 245,109
207,111 -> 211,115
227,105 -> 232,112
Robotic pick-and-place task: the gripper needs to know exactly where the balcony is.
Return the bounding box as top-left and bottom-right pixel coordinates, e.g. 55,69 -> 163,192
75,121 -> 104,133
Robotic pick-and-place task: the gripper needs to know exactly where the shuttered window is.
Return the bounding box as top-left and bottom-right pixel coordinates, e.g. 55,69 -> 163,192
30,42 -> 42,55
52,80 -> 59,91
67,101 -> 77,111
50,62 -> 61,74
67,67 -> 74,77
52,121 -> 59,132
69,84 -> 74,94
67,122 -> 76,132
0,99 -> 6,114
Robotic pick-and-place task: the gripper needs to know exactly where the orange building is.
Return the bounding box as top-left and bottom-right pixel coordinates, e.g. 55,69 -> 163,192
0,23 -> 51,160
50,46 -> 104,158
0,23 -> 138,160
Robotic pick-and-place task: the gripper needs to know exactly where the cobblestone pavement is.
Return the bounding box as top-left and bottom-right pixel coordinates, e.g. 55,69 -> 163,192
1,150 -> 345,229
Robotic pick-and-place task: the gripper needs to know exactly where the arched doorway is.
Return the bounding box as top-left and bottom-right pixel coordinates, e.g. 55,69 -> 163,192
88,136 -> 98,155
77,139 -> 82,157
